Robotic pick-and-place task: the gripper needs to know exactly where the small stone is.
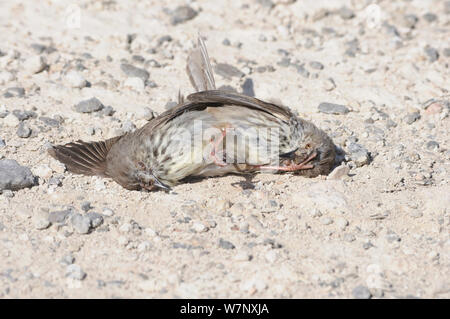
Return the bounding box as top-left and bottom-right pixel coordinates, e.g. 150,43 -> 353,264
30,43 -> 47,54
386,232 -> 401,243
33,164 -> 52,179
352,285 -> 372,299
424,46 -> 439,63
404,111 -> 420,124
124,77 -> 145,91
327,165 -> 350,180
192,222 -> 208,233
344,234 -> 356,242
218,238 -> 235,249
48,210 -> 71,224
3,114 -> 20,127
81,202 -> 92,213
102,208 -> 114,217
87,212 -> 103,228
119,223 -> 132,233
309,61 -> 324,70
0,138 -> 5,148
214,63 -> 244,78
347,143 -> 370,167
170,5 -> 198,25
23,55 -> 47,74
13,109 -> 36,121
0,159 -> 35,191
0,71 -> 15,84
426,141 -> 439,151
403,14 -> 419,28
74,97 -> 104,113
6,87 -> 25,98
120,63 -> 149,82
336,217 -> 349,230
60,254 -> 75,265
121,120 -> 136,133
34,218 -> 51,230
339,6 -> 355,20
294,64 -> 310,78
322,78 -> 336,91
71,213 -> 91,234
422,13 -> 437,23
222,38 -> 231,46
65,264 -> 86,280
65,70 -> 87,88
233,251 -> 252,262
241,78 -> 255,97
320,216 -> 333,225
16,122 -> 31,138
318,102 -> 349,115
117,236 -> 129,246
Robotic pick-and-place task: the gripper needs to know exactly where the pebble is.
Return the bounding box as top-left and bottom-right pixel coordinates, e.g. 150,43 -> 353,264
320,216 -> 333,225
0,159 -> 35,191
352,285 -> 372,299
124,77 -> 145,91
192,222 -> 208,233
102,208 -> 114,217
33,164 -> 52,179
65,264 -> 86,280
60,254 -> 75,265
233,251 -> 252,262
65,70 -> 87,88
3,114 -> 20,127
87,212 -> 103,228
120,63 -> 149,82
16,122 -> 31,138
0,138 -> 5,148
241,78 -> 255,97
422,13 -> 437,23
13,109 -> 36,121
23,55 -> 47,74
426,141 -> 439,151
336,217 -> 349,230
339,6 -> 355,20
404,111 -> 420,124
170,5 -> 198,25
214,63 -> 244,78
403,14 -> 419,29
122,120 -> 136,133
309,61 -> 324,70
294,64 -> 310,78
0,71 -> 14,84
347,143 -> 370,167
265,250 -> 278,263
6,87 -> 25,98
327,164 -> 350,180
218,238 -> 235,249
318,102 -> 349,115
71,213 -> 91,234
34,217 -> 51,230
222,38 -> 231,46
74,97 -> 104,113
48,210 -> 71,224
81,201 -> 92,212
424,46 -> 439,63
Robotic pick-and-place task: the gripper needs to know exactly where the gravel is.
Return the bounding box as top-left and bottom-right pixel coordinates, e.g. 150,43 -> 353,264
426,141 -> 439,151
5,87 -> 25,98
241,78 -> 255,97
47,210 -> 72,224
74,97 -> 104,113
0,159 -> 36,191
424,46 -> 439,62
65,264 -> 86,280
347,143 -> 370,167
23,55 -> 47,74
218,238 -> 235,249
120,63 -> 150,82
71,213 -> 92,234
318,102 -> 350,115
404,111 -> 421,124
339,7 -> 355,20
65,70 -> 87,88
352,285 -> 372,299
170,6 -> 198,25
214,63 -> 244,78
16,123 -> 31,138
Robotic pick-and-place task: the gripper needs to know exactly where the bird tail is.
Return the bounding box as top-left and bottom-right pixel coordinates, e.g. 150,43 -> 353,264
48,136 -> 123,177
186,34 -> 216,92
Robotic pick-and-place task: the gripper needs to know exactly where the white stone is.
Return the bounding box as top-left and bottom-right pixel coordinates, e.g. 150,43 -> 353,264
23,55 -> 47,74
65,70 -> 87,88
327,165 -> 350,180
32,164 -> 53,179
192,222 -> 208,233
119,223 -> 132,233
3,113 -> 20,127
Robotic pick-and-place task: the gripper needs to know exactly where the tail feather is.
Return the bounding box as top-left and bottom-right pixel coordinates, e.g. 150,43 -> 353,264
49,136 -> 122,177
186,35 -> 216,92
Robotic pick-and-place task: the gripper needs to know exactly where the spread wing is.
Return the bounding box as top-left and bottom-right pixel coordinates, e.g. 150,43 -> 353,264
186,35 -> 216,92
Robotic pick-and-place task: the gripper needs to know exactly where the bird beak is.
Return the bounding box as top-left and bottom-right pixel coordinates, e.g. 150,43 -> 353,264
153,175 -> 170,191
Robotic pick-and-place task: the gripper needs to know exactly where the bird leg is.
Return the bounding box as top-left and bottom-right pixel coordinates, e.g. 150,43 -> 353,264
257,151 -> 317,172
209,126 -> 229,167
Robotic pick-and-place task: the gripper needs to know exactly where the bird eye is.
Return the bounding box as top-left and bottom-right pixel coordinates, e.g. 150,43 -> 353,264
305,143 -> 311,149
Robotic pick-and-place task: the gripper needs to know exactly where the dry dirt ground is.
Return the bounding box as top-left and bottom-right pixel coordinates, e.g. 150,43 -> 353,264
0,0 -> 449,298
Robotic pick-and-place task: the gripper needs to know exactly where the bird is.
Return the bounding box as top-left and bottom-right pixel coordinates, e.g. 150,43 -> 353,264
49,36 -> 336,191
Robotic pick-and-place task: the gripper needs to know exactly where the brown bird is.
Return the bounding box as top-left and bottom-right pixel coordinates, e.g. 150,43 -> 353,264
49,36 -> 336,191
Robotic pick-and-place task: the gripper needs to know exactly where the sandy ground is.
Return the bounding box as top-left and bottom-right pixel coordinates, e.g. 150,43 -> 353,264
0,0 -> 449,298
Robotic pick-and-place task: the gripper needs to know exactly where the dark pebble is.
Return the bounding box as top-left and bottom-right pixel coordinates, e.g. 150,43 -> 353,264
87,212 -> 104,228
309,61 -> 324,70
426,140 -> 439,151
170,5 -> 198,25
13,109 -> 36,121
294,64 -> 310,78
404,111 -> 421,124
222,38 -> 231,46
318,102 -> 349,115
157,35 -> 172,46
81,201 -> 92,212
424,46 -> 439,62
74,97 -> 104,113
423,13 -> 437,23
16,123 -> 31,138
214,63 -> 244,78
241,78 -> 255,97
131,55 -> 145,64
218,238 -> 235,249
99,105 -> 115,116
6,87 -> 25,98
0,159 -> 36,191
120,63 -> 149,82
47,210 -> 72,224
39,116 -> 61,127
